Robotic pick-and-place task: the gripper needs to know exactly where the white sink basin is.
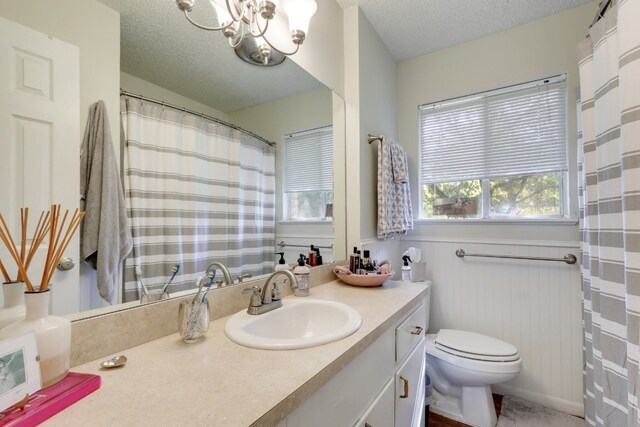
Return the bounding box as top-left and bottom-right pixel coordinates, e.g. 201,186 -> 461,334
224,298 -> 362,350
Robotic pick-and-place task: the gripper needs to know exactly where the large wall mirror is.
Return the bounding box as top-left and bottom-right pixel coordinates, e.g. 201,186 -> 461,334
0,0 -> 345,318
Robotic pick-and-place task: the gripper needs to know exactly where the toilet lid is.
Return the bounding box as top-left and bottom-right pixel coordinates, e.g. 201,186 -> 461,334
435,329 -> 520,362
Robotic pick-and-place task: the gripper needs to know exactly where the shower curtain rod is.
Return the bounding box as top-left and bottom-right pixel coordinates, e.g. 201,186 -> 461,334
120,89 -> 276,147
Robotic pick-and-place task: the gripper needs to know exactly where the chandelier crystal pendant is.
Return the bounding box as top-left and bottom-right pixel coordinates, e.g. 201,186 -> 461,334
176,0 -> 318,67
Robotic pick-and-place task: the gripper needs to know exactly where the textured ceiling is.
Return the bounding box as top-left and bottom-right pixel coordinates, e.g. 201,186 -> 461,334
335,0 -> 596,61
98,0 -> 597,112
97,0 -> 323,114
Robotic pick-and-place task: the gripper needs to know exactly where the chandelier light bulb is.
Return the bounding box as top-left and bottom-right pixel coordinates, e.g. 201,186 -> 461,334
177,0 -> 314,66
283,0 -> 317,43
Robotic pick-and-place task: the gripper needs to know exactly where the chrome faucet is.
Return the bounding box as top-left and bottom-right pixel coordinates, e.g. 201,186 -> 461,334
206,262 -> 233,286
241,270 -> 299,315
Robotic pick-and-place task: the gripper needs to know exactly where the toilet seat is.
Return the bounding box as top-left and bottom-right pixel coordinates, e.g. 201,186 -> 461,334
434,329 -> 519,362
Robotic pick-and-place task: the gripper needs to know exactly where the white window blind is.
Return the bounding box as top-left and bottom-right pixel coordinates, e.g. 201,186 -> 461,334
283,126 -> 333,192
419,75 -> 567,184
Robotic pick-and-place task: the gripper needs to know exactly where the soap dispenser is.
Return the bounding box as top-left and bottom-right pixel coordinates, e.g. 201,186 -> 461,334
401,255 -> 412,281
275,252 -> 289,272
293,254 -> 310,296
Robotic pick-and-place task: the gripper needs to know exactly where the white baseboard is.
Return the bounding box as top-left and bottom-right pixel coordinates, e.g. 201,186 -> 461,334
492,383 -> 584,417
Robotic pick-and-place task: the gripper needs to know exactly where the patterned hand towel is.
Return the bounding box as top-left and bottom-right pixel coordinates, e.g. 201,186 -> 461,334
377,138 -> 413,239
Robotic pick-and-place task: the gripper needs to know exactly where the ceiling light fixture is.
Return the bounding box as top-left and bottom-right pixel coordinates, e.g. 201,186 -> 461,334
176,0 -> 317,67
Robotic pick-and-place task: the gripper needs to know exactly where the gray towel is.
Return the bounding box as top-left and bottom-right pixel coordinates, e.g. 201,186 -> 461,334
80,101 -> 132,303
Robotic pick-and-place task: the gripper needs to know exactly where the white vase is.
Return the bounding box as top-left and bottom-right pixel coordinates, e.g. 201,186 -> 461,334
0,282 -> 27,329
0,289 -> 71,387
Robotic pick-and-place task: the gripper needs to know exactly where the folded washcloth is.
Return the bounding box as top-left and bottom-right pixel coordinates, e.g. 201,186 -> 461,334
390,140 -> 409,183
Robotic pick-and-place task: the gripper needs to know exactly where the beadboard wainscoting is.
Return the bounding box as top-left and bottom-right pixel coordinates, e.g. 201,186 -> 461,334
366,237 -> 583,416
275,234 -> 335,266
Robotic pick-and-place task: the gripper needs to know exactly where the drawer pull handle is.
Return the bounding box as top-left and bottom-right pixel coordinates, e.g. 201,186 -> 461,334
365,424 -> 372,427
410,326 -> 423,335
399,376 -> 409,398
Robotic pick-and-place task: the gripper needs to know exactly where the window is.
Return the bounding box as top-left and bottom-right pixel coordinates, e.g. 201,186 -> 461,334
419,75 -> 568,220
283,126 -> 333,221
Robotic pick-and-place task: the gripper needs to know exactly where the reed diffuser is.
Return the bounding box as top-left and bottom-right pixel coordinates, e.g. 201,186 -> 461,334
0,205 -> 83,291
0,205 -> 85,387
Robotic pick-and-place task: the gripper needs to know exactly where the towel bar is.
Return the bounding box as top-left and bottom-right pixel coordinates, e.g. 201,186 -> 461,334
368,134 -> 383,144
455,249 -> 577,265
278,241 -> 333,250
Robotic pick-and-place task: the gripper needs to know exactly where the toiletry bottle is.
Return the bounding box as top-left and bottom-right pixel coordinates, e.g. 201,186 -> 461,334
401,255 -> 412,281
308,245 -> 317,267
275,252 -> 289,272
314,247 -> 323,266
363,250 -> 375,274
356,250 -> 364,274
293,254 -> 310,296
349,247 -> 358,273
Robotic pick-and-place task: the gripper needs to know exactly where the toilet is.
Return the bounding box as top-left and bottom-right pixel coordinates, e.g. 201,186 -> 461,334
425,329 -> 522,427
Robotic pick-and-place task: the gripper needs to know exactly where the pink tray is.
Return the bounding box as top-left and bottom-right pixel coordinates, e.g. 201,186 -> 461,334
0,372 -> 101,426
335,270 -> 395,287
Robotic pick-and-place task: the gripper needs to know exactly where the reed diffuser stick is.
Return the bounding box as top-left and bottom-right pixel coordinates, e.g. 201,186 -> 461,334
41,205 -> 60,290
0,259 -> 10,283
0,206 -> 84,292
24,211 -> 51,272
0,217 -> 34,291
40,207 -> 85,292
18,208 -> 27,281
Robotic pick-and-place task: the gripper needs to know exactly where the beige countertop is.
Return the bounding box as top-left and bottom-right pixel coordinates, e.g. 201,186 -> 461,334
43,280 -> 429,427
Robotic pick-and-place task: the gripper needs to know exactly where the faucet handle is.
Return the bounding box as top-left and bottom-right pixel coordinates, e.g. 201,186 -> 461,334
237,273 -> 253,283
271,282 -> 282,301
242,286 -> 262,307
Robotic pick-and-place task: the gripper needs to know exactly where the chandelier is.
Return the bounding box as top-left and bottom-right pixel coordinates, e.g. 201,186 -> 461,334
176,0 -> 318,67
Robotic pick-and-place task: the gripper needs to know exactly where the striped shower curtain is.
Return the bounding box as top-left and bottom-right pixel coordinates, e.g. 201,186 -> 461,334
577,1 -> 640,425
121,97 -> 275,301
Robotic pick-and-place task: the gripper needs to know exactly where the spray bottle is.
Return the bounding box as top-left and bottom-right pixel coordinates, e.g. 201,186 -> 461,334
401,255 -> 412,281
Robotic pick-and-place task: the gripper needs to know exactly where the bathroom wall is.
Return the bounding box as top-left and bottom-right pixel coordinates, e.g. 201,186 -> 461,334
120,72 -> 230,121
398,2 -> 597,242
343,7 -> 399,251
393,2 -> 598,416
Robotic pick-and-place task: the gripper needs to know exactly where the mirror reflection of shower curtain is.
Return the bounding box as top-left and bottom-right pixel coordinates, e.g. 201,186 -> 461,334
120,97 -> 275,301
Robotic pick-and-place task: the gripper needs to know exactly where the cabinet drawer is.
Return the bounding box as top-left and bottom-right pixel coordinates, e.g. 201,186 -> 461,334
354,378 -> 394,427
395,338 -> 426,427
395,303 -> 426,364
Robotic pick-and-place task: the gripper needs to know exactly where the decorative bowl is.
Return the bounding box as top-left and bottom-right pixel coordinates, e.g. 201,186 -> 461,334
334,270 -> 395,287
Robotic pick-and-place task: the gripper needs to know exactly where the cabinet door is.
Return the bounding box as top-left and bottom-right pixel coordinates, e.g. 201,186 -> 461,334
354,378 -> 394,427
395,338 -> 426,427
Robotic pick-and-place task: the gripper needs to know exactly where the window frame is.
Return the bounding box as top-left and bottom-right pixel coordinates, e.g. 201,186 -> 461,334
417,75 -> 572,223
281,125 -> 334,223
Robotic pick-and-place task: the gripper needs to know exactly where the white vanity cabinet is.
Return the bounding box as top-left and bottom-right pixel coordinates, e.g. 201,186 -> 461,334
286,298 -> 427,427
354,379 -> 395,427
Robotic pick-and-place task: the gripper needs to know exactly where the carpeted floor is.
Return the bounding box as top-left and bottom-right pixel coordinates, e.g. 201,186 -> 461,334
496,396 -> 584,427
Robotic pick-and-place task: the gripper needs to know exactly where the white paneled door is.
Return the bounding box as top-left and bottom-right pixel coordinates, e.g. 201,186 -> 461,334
0,16 -> 80,315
